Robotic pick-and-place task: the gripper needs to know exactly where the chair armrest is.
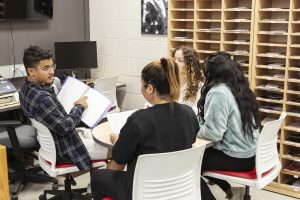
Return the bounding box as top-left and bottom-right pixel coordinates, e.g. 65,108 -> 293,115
0,121 -> 22,159
0,120 -> 22,127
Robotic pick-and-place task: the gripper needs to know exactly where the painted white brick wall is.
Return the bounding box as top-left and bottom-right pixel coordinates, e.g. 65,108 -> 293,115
89,0 -> 168,110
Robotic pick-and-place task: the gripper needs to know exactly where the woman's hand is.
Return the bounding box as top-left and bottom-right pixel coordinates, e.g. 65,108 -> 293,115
106,160 -> 125,171
110,133 -> 119,144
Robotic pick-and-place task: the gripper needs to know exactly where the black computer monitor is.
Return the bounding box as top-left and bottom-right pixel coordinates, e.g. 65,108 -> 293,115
54,41 -> 98,70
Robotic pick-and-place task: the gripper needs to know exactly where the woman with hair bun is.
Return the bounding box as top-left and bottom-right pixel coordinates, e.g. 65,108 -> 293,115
91,58 -> 199,200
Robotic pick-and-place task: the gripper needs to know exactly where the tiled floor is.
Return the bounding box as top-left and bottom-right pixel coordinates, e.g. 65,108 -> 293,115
16,173 -> 298,200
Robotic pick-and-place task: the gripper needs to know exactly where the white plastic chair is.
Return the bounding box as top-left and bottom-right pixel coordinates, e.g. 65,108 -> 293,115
30,118 -> 106,200
132,145 -> 206,200
203,112 -> 286,200
52,77 -> 61,94
94,75 -> 120,113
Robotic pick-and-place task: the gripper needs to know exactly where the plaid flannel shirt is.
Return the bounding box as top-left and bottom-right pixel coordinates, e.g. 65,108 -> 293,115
19,80 -> 92,170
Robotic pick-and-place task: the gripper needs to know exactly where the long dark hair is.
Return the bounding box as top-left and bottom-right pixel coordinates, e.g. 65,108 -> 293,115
197,51 -> 260,139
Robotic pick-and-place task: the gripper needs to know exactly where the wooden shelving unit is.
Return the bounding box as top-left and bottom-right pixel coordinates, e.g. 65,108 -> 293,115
168,0 -> 255,79
222,0 -> 255,79
168,0 -> 300,198
253,0 -> 300,198
168,0 -> 195,52
195,0 -> 222,63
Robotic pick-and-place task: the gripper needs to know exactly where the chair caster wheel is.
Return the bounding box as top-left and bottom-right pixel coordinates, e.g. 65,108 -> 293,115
11,194 -> 18,200
208,180 -> 215,185
39,194 -> 46,200
52,183 -> 58,190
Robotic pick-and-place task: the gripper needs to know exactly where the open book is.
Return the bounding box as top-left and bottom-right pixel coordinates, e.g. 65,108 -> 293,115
107,110 -> 137,134
57,77 -> 112,128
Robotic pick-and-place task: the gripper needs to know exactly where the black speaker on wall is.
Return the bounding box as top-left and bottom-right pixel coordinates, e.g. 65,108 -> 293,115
0,0 -> 53,20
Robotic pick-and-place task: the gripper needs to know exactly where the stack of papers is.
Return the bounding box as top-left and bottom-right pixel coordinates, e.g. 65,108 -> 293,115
227,19 -> 250,22
232,39 -> 249,42
264,52 -> 284,55
267,62 -> 285,67
226,29 -> 250,33
229,7 -> 249,10
264,8 -> 288,11
261,19 -> 287,21
272,73 -> 285,78
237,60 -> 249,65
256,84 -> 282,91
258,30 -> 288,34
199,28 -> 221,32
230,50 -> 249,54
173,36 -> 193,40
261,73 -> 285,78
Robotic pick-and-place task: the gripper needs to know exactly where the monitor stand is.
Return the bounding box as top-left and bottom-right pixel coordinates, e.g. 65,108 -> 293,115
71,70 -> 76,78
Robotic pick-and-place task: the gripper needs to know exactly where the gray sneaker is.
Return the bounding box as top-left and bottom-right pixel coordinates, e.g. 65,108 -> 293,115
229,187 -> 245,200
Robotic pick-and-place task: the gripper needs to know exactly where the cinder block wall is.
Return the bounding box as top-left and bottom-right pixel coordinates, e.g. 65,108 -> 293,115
89,0 -> 168,110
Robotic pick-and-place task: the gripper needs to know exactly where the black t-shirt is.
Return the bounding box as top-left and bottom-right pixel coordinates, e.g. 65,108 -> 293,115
112,102 -> 199,198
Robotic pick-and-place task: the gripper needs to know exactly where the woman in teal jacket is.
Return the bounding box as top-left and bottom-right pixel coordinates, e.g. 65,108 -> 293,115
197,51 -> 260,200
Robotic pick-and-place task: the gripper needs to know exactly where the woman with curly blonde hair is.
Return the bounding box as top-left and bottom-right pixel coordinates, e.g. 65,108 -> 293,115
172,45 -> 204,114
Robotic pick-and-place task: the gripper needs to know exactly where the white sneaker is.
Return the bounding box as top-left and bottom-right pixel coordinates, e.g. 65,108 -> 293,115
86,183 -> 91,196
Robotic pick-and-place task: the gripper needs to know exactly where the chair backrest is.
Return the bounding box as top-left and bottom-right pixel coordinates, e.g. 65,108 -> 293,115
52,77 -> 61,94
94,75 -> 119,109
256,112 -> 286,179
132,145 -> 206,200
30,118 -> 57,171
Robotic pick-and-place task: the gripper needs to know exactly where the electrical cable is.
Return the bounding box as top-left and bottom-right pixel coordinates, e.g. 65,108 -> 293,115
14,68 -> 25,77
9,19 -> 16,78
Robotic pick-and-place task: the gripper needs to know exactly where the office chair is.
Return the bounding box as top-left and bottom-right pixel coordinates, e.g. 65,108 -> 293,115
0,120 -> 58,200
30,118 -> 107,200
204,112 -> 286,200
103,145 -> 206,200
94,75 -> 120,113
52,77 -> 61,94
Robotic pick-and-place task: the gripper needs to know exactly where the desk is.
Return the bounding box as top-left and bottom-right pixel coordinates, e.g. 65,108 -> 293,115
0,102 -> 20,113
92,121 -> 213,149
0,93 -> 22,124
0,92 -> 20,113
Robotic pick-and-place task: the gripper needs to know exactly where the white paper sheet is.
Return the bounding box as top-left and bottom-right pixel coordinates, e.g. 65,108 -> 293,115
57,77 -> 112,128
107,110 -> 137,134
